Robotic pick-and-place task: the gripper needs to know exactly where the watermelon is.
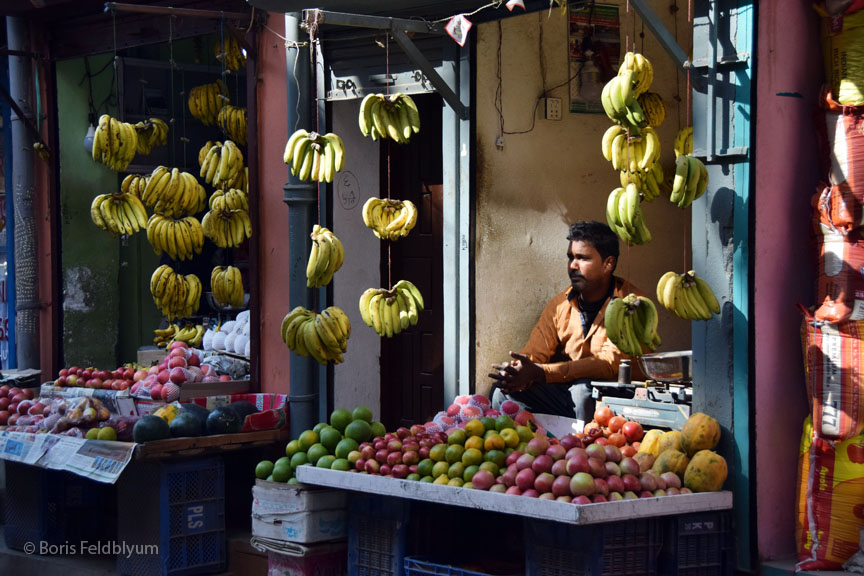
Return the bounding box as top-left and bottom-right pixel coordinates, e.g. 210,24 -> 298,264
133,415 -> 170,443
206,407 -> 242,435
228,401 -> 258,426
170,412 -> 205,438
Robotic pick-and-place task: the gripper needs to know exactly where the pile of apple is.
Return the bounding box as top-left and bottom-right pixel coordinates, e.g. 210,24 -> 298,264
131,342 -> 227,402
425,395 -> 542,435
53,365 -> 139,391
352,424 -> 448,479
0,385 -> 38,426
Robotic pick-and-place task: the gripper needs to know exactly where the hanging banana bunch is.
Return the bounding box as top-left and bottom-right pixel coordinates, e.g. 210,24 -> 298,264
121,173 -> 149,199
656,271 -> 721,321
306,225 -> 345,288
91,114 -> 138,172
358,93 -> 421,143
146,214 -> 205,261
670,155 -> 709,209
141,166 -> 207,218
674,127 -> 694,157
215,33 -> 246,71
201,194 -> 252,248
361,198 -> 417,241
601,125 -> 661,174
637,92 -> 665,127
620,162 -> 665,202
217,105 -> 247,147
150,264 -> 203,321
604,294 -> 661,357
90,193 -> 149,237
199,140 -> 244,189
606,183 -> 652,245
358,280 -> 425,338
283,130 -> 345,183
211,265 -> 245,308
281,306 -> 351,365
133,118 -> 169,155
188,80 -> 225,126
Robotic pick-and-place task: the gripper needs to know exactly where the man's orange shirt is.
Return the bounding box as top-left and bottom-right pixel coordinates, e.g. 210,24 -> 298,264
520,277 -> 642,383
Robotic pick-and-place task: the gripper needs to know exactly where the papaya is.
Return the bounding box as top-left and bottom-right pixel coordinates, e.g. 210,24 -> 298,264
681,412 -> 721,456
652,449 -> 690,478
683,449 -> 728,492
638,429 -> 664,456
657,430 -> 684,455
633,451 -> 656,473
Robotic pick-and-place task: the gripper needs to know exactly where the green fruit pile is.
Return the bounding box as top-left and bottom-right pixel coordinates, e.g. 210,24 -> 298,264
254,405 -> 381,483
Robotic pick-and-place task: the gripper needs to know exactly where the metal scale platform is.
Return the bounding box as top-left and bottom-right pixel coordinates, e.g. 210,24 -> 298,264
592,351 -> 693,430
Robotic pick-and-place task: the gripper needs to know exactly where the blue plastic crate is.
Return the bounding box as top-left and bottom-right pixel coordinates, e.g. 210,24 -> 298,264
405,557 -> 523,576
348,494 -> 411,576
525,517 -> 662,576
658,511 -> 733,576
116,457 -> 225,576
3,462 -> 114,552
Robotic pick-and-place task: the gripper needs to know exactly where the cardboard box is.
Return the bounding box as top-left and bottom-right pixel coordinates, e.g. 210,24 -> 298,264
228,533 -> 268,575
251,481 -> 347,544
137,347 -> 167,367
179,379 -> 250,401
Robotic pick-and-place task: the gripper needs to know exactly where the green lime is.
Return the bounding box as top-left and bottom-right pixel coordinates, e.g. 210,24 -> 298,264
330,409 -> 353,433
447,462 -> 465,479
420,476 -> 434,483
307,443 -> 329,464
335,438 -> 359,459
461,448 -> 484,467
485,449 -> 506,468
352,406 -> 374,422
447,477 -> 464,487
432,461 -> 450,478
255,460 -> 275,479
298,430 -> 319,451
288,477 -> 300,485
85,428 -> 100,440
276,456 -> 292,468
516,426 -> 534,444
370,421 -> 387,438
406,473 -> 421,482
320,427 -> 343,452
445,444 -> 465,464
480,417 -> 497,432
331,458 -> 351,471
495,414 -> 515,432
313,422 -> 329,434
290,452 -> 309,469
272,463 -> 293,483
266,475 -> 274,482
316,455 -> 336,469
447,429 -> 467,446
285,440 -> 301,458
417,459 -> 435,477
345,420 -> 372,443
463,465 -> 480,483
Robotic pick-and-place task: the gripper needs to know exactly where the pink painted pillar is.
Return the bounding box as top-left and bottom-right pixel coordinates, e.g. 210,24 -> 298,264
256,16 -> 293,394
754,1 -> 825,561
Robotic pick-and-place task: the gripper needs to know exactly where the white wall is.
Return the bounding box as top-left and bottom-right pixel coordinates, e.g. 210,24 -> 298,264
332,99 -> 382,415
474,4 -> 693,394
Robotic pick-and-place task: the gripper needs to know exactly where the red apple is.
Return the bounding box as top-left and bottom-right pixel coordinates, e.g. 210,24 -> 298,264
7,413 -> 18,426
150,383 -> 163,400
386,451 -> 402,467
58,370 -> 68,378
391,464 -> 409,479
169,367 -> 187,384
167,356 -> 187,369
187,352 -> 201,367
219,375 -> 231,382
17,401 -> 32,415
157,370 -> 170,385
0,397 -> 9,411
0,410 -> 8,425
28,402 -> 45,416
200,365 -> 212,376
552,474 -> 572,497
133,370 -> 149,382
148,366 -> 160,376
169,340 -> 190,351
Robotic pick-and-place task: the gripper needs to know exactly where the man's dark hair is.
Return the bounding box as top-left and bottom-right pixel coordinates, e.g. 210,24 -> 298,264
567,221 -> 620,267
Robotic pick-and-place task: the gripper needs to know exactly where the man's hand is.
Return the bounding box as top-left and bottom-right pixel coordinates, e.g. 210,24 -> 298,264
488,351 -> 545,394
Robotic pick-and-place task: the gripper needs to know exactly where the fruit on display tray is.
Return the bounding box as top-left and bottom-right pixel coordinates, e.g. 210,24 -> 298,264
259,399 -> 730,502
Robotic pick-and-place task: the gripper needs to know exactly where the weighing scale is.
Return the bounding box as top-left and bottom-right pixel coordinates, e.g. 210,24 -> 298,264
591,351 -> 692,430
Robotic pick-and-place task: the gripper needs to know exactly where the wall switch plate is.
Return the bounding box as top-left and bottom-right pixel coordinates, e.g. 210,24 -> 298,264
544,97 -> 563,121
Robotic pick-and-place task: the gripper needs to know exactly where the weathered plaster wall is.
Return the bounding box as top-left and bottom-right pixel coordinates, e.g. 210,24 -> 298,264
754,1 -> 822,561
257,17 -> 293,394
474,5 -> 692,395
56,55 -> 120,369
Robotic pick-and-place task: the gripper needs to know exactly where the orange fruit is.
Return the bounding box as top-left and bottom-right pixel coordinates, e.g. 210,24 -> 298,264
429,444 -> 447,462
461,448 -> 484,467
448,462 -> 466,479
484,433 -> 505,452
464,419 -> 485,438
465,436 -> 484,451
432,461 -> 450,478
516,426 -> 535,444
447,429 -> 467,446
433,475 -> 450,485
495,414 -> 515,432
447,477 -> 464,487
445,444 -> 465,464
485,449 -> 506,468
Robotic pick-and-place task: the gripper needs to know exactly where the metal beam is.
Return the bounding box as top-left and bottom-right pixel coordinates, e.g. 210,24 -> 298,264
103,2 -> 250,21
303,9 -> 469,120
628,0 -> 691,70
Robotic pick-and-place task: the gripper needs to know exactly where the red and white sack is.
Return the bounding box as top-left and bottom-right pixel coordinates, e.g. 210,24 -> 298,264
801,314 -> 864,439
813,222 -> 864,322
821,89 -> 864,189
814,181 -> 864,233
796,415 -> 864,571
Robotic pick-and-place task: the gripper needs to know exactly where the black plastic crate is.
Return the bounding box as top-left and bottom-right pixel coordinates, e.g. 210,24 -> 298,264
3,462 -> 115,552
658,511 -> 733,576
348,494 -> 411,576
525,517 -> 663,576
116,457 -> 225,576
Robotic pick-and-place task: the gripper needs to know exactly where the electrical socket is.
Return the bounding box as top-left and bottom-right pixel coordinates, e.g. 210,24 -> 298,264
495,136 -> 505,148
543,97 -> 563,121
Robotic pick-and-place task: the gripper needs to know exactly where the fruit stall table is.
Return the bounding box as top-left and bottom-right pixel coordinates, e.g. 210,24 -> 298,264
295,466 -> 734,575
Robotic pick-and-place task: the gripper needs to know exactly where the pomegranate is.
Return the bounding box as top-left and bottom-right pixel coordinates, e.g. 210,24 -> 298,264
594,406 -> 614,427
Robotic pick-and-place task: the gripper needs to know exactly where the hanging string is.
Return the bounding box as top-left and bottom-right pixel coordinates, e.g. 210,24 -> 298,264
385,34 -> 392,290
169,15 -> 182,167
673,0 -> 681,130
112,9 -> 120,107
309,28 -> 321,226
624,0 -> 630,52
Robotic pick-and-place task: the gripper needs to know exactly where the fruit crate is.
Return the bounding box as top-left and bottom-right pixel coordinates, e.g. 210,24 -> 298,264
404,557 -> 524,576
348,494 -> 411,576
3,462 -> 116,552
116,457 -> 225,576
525,517 -> 663,576
658,510 -> 733,576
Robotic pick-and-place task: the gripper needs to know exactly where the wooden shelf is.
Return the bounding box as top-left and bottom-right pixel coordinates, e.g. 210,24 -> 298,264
134,429 -> 287,461
295,466 -> 733,526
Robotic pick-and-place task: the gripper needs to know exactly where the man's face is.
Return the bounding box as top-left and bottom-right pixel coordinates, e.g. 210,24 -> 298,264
568,240 -> 613,296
